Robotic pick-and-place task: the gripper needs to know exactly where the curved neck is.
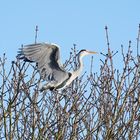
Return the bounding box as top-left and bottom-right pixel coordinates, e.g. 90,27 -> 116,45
76,54 -> 84,73
72,55 -> 84,78
65,55 -> 84,86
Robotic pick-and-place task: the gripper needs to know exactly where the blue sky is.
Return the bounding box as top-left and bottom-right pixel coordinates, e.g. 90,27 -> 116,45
0,0 -> 139,73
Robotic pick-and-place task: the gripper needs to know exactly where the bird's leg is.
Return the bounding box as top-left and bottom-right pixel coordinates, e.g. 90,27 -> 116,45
40,83 -> 51,92
40,86 -> 48,92
39,81 -> 57,92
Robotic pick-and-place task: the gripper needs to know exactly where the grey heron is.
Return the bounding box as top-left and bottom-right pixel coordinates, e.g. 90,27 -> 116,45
17,43 -> 97,91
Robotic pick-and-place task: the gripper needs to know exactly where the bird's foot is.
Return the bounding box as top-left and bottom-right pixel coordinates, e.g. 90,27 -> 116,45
40,85 -> 55,92
39,85 -> 48,92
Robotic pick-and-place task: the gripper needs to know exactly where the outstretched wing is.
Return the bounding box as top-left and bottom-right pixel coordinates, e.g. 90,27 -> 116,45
17,43 -> 70,84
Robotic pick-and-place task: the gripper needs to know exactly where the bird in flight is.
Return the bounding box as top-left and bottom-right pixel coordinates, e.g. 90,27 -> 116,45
17,43 -> 97,91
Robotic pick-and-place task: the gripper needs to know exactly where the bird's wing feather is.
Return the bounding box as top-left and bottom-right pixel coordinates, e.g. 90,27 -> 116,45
18,43 -> 70,84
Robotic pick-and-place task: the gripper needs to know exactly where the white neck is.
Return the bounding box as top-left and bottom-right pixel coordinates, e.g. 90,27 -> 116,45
65,55 -> 84,86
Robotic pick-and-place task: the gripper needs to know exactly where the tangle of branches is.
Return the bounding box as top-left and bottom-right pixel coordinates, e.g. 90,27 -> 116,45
0,25 -> 140,140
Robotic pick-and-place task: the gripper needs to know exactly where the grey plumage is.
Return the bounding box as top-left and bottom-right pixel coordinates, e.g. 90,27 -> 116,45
17,43 -> 71,90
17,43 -> 97,91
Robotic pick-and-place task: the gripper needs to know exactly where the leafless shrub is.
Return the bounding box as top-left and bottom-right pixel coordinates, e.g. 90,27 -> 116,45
0,25 -> 140,140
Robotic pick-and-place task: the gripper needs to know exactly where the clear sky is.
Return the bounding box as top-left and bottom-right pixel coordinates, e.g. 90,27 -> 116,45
0,0 -> 139,73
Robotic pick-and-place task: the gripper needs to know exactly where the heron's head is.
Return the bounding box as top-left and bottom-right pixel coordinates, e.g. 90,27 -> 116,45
78,49 -> 97,58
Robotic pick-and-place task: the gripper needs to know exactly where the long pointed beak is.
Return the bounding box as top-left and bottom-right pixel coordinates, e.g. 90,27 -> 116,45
87,51 -> 98,54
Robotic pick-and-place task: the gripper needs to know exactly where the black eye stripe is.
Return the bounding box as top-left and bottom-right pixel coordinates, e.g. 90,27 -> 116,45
79,49 -> 86,53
